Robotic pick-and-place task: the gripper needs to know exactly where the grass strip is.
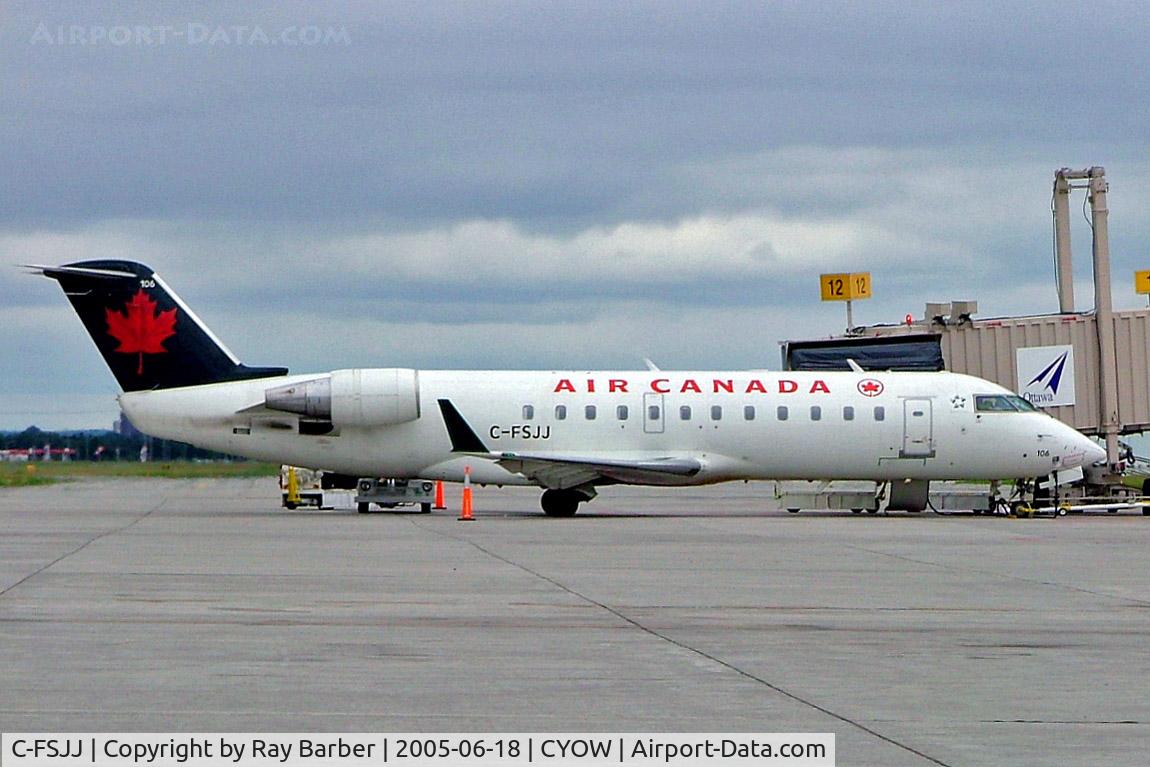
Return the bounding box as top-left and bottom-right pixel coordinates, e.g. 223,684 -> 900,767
0,461 -> 279,487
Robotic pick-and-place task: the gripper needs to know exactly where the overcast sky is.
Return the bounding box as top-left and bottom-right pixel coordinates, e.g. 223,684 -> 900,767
3,1 -> 1150,429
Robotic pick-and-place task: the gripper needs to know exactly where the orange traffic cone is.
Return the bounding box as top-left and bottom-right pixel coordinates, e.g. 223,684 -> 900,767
434,480 -> 446,510
458,467 -> 474,521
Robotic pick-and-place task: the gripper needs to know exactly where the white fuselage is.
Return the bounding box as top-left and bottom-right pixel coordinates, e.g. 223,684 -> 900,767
121,369 -> 1103,486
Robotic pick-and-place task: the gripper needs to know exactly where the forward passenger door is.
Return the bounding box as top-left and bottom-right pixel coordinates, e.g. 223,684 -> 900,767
901,398 -> 934,457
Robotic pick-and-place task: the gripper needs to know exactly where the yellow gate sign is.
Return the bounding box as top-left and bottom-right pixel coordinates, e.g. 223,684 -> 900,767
1135,270 -> 1150,295
820,272 -> 872,301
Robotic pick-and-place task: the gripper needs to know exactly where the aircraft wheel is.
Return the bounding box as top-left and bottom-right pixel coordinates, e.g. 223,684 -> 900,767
541,489 -> 580,517
866,508 -> 879,514
787,508 -> 800,514
851,508 -> 863,514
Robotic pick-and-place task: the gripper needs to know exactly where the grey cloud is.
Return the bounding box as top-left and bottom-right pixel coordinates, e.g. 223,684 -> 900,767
5,2 -> 1150,228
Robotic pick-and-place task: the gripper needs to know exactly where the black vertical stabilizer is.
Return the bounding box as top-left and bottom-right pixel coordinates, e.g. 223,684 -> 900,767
32,260 -> 288,392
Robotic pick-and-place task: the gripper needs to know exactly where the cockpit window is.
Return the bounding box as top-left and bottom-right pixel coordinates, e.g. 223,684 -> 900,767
1009,395 -> 1038,412
975,395 -> 1016,412
975,394 -> 1038,413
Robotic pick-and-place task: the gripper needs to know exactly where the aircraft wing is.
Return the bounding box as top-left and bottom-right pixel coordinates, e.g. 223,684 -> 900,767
493,451 -> 701,489
437,399 -> 702,489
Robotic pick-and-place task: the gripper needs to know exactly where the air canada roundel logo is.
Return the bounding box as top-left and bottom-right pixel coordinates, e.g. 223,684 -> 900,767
105,289 -> 177,375
857,378 -> 884,397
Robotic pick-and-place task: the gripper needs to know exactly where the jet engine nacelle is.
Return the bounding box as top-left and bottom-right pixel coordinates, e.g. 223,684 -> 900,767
265,368 -> 420,427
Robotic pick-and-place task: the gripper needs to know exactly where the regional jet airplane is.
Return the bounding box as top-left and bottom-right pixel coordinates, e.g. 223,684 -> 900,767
31,261 -> 1104,515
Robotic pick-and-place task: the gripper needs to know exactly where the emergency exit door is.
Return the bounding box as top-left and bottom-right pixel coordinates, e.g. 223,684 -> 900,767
901,398 -> 934,457
643,393 -> 665,434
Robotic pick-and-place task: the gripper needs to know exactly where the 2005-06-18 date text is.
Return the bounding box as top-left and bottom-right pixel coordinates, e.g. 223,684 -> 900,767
394,738 -> 523,760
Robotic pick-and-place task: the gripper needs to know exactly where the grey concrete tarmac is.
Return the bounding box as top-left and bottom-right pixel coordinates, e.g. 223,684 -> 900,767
2,479 -> 1149,767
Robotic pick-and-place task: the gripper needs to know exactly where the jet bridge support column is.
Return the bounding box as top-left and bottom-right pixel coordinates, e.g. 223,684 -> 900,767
1051,167 -> 1121,472
1053,170 -> 1075,313
1088,170 -> 1121,470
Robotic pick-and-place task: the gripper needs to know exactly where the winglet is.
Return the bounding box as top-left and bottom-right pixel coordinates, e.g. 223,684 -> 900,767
437,399 -> 490,453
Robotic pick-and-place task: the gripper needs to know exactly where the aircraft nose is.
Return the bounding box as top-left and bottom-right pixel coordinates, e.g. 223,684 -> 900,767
1063,430 -> 1106,469
1083,439 -> 1108,466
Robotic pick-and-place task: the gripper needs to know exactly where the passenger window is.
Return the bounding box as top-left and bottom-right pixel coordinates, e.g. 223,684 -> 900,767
555,405 -> 567,420
810,406 -> 821,421
617,405 -> 629,420
874,406 -> 885,421
680,405 -> 692,420
585,405 -> 597,420
523,405 -> 534,420
648,405 -> 661,421
711,405 -> 722,421
777,406 -> 788,421
843,406 -> 854,421
744,405 -> 755,421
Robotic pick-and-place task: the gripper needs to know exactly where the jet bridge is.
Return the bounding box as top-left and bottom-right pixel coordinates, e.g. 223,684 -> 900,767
788,167 -> 1150,480
793,308 -> 1150,443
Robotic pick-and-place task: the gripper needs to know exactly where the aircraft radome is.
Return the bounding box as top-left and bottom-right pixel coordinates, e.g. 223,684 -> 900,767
29,261 -> 1106,516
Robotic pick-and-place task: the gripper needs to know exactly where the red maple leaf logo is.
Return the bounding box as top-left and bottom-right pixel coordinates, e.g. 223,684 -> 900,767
105,289 -> 177,375
858,379 -> 884,397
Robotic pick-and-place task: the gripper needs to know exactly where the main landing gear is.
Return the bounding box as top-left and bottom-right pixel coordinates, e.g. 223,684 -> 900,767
540,489 -> 591,517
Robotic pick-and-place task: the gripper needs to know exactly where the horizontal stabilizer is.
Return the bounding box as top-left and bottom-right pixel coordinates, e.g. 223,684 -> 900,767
24,264 -> 139,280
